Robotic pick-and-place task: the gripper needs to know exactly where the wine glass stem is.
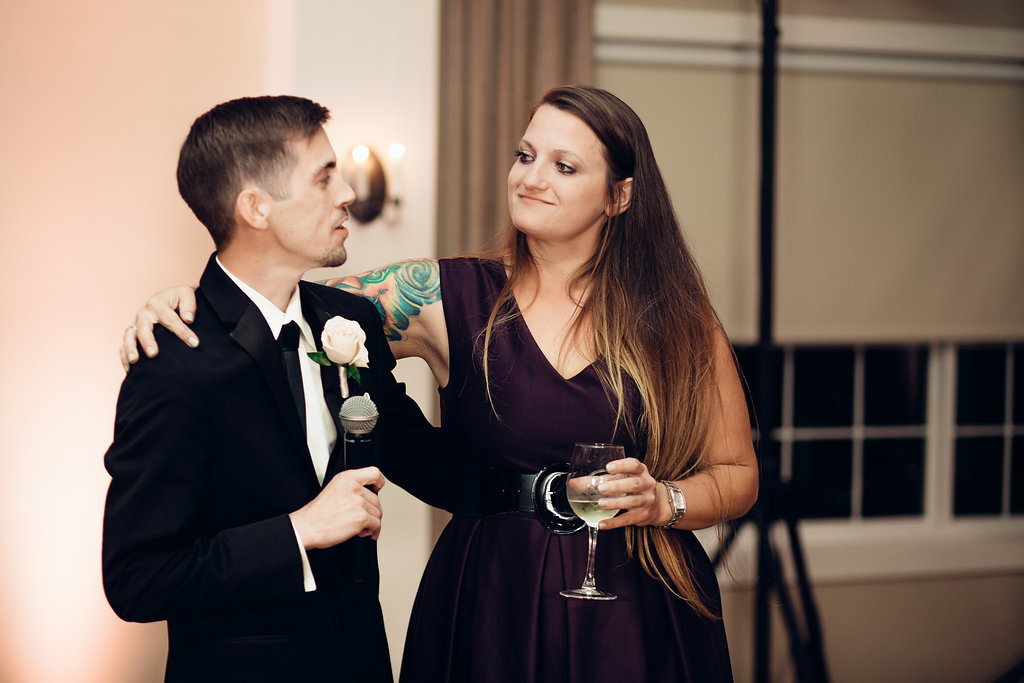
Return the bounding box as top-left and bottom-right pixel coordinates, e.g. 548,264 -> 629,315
582,525 -> 599,590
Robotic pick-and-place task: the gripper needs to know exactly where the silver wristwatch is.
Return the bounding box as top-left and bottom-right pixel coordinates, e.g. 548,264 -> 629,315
659,480 -> 687,529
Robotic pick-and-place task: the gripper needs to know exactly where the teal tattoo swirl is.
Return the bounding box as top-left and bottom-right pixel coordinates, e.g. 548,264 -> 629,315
340,260 -> 440,341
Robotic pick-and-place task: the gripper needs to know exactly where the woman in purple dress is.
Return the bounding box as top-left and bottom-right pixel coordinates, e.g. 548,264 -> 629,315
126,85 -> 758,682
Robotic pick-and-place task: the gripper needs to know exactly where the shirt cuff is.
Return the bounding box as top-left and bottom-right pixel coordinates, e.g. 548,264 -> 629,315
290,519 -> 317,593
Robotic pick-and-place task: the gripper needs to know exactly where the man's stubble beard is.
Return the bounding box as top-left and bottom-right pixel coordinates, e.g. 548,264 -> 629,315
320,245 -> 348,269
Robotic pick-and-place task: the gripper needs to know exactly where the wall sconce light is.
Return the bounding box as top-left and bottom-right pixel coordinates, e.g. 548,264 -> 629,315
342,142 -> 404,224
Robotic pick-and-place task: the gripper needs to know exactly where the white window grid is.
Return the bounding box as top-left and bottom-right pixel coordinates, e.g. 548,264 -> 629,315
711,343 -> 1024,584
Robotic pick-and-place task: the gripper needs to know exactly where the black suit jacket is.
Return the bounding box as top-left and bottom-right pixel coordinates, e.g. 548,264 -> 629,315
102,255 -> 443,682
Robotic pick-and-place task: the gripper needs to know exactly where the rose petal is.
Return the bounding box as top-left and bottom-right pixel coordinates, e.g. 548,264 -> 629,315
321,316 -> 367,365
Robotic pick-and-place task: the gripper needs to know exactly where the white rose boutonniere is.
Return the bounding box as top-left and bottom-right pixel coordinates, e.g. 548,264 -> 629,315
307,316 -> 370,398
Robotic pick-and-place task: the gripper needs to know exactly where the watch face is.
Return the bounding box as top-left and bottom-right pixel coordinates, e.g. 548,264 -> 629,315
670,485 -> 686,514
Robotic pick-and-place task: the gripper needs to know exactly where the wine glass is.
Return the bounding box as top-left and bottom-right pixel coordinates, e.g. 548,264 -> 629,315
560,442 -> 626,600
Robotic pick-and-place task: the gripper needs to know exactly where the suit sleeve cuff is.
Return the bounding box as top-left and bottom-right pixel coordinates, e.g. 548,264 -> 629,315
290,519 -> 317,593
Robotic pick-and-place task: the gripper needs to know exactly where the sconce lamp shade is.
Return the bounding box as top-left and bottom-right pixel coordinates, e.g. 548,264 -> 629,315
342,145 -> 387,223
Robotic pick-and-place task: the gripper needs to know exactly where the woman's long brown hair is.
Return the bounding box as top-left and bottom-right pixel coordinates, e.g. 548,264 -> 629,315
483,85 -> 726,617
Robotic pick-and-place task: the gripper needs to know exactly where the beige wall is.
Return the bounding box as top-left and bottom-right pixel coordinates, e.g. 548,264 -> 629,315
775,72 -> 1024,343
597,61 -> 1024,344
0,1 -> 438,681
722,573 -> 1024,683
0,2 -> 266,681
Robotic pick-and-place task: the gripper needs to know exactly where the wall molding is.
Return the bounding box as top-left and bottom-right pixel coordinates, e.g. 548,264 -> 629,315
702,519 -> 1024,586
595,5 -> 1024,80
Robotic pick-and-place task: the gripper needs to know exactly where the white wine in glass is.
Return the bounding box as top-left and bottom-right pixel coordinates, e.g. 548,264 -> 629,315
560,442 -> 626,600
566,497 -> 618,527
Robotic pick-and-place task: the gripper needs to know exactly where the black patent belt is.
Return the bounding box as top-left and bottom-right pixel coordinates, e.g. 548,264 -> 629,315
451,463 -> 585,535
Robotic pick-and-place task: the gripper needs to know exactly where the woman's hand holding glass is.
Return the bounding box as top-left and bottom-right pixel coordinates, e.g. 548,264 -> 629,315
595,457 -> 672,530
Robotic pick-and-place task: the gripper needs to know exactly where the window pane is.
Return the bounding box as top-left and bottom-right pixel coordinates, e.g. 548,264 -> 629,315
755,432 -> 782,483
954,436 -> 1004,516
792,440 -> 852,519
793,348 -> 854,427
733,345 -> 783,431
733,345 -> 757,424
957,346 -> 1006,426
1014,345 -> 1024,425
864,347 -> 927,426
1012,436 -> 1024,515
862,439 -> 925,517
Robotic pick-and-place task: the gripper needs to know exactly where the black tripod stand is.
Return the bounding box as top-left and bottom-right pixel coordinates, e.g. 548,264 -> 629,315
710,3 -> 829,681
712,477 -> 830,683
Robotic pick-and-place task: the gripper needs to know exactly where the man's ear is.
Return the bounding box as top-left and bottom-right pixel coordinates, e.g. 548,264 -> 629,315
606,177 -> 633,217
235,187 -> 272,230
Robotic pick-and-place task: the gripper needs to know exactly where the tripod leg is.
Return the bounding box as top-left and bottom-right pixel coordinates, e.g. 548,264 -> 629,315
712,517 -> 746,568
992,655 -> 1024,683
767,536 -> 820,682
755,511 -> 772,683
784,513 -> 830,682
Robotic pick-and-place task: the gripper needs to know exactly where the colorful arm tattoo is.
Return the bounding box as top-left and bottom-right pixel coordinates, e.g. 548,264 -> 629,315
323,259 -> 440,342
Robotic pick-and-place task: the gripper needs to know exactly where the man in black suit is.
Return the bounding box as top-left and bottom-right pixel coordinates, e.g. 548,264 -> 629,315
102,96 -> 433,682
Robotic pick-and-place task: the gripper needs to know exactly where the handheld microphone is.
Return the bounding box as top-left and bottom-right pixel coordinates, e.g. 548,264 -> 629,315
338,394 -> 379,583
339,394 -> 379,464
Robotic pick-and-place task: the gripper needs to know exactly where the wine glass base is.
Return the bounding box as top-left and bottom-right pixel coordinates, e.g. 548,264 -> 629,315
560,587 -> 617,601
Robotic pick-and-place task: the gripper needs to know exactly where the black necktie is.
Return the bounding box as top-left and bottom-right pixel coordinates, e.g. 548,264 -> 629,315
278,321 -> 306,434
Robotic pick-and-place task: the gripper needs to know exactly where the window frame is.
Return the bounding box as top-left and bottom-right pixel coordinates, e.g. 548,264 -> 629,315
705,343 -> 1024,586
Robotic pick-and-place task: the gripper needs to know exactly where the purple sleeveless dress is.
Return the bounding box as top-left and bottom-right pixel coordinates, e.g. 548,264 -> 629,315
399,258 -> 733,683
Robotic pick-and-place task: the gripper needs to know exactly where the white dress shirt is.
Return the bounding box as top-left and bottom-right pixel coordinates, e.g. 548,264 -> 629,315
217,257 -> 336,591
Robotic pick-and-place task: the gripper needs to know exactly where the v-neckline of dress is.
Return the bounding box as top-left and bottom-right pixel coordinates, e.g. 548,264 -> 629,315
501,269 -> 595,383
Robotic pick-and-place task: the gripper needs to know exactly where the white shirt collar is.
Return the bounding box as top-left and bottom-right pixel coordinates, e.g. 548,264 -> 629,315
215,256 -> 314,347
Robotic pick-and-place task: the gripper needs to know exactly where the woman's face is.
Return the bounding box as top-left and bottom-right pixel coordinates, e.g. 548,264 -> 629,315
507,105 -> 616,253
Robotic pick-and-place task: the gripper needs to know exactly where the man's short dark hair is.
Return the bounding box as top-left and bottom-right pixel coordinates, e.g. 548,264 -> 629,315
177,95 -> 331,248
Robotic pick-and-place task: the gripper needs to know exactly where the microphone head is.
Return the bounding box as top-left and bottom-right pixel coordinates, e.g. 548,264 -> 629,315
339,394 -> 379,435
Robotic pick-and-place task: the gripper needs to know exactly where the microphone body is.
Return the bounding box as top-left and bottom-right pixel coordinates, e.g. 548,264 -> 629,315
339,395 -> 379,583
342,429 -> 374,470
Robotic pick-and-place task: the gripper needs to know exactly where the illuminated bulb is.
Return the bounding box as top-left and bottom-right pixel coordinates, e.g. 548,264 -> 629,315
387,142 -> 404,204
351,145 -> 370,200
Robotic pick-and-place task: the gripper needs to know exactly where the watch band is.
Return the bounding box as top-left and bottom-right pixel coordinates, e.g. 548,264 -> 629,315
659,480 -> 687,529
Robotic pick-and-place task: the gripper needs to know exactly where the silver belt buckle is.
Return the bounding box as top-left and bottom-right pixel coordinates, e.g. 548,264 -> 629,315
532,463 -> 585,535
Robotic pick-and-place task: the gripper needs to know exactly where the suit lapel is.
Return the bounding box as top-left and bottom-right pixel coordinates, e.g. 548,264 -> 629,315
302,289 -> 344,478
199,256 -> 316,482
229,306 -> 310,457
302,285 -> 355,480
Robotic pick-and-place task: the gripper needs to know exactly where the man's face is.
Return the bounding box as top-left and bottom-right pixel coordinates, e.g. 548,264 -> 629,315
267,127 -> 355,271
